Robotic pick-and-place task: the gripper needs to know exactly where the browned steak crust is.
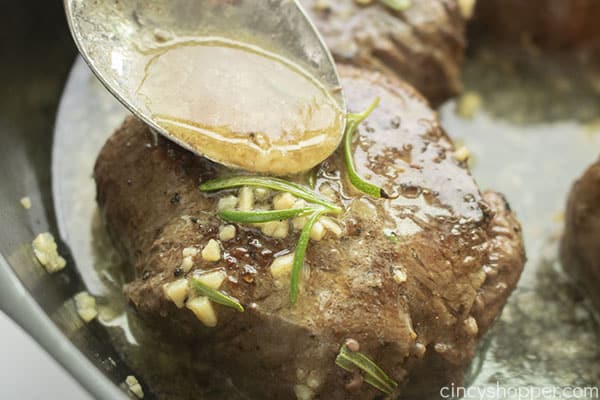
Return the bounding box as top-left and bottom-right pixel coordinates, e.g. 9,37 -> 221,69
302,0 -> 467,105
95,66 -> 525,399
561,158 -> 600,310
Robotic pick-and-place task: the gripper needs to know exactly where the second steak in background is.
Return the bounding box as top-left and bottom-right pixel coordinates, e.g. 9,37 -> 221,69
303,0 -> 472,106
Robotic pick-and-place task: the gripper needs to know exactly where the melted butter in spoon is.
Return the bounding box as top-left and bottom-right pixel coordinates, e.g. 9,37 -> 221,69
137,38 -> 345,175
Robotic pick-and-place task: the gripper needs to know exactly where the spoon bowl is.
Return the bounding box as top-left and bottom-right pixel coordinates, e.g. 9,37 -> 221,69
64,0 -> 346,173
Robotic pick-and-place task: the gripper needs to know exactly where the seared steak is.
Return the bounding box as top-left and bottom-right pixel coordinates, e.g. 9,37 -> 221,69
95,65 -> 525,399
302,0 -> 468,106
472,0 -> 600,50
561,158 -> 600,310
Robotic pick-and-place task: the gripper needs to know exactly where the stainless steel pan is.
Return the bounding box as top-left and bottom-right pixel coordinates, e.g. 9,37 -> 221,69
1,2 -> 599,400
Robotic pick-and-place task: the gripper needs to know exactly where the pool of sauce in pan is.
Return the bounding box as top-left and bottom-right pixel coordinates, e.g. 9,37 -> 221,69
136,38 -> 344,175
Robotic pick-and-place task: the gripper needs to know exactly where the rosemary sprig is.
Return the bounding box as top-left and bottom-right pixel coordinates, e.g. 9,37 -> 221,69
335,344 -> 398,395
218,207 -> 316,224
379,0 -> 411,12
344,98 -> 390,199
190,277 -> 244,312
290,208 -> 326,304
200,176 -> 342,304
200,176 -> 342,214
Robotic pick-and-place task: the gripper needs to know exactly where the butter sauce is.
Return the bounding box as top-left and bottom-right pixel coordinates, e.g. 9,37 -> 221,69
137,38 -> 344,175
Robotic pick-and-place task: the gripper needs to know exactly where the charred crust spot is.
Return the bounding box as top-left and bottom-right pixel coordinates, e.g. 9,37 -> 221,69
241,265 -> 257,284
170,192 -> 181,204
346,220 -> 363,237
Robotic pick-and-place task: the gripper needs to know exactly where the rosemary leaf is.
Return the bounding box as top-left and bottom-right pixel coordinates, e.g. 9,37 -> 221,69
335,344 -> 398,395
346,97 -> 380,127
200,176 -> 342,214
379,0 -> 411,12
290,209 -> 326,304
384,229 -> 398,243
344,98 -> 390,199
218,207 -> 316,224
190,277 -> 244,312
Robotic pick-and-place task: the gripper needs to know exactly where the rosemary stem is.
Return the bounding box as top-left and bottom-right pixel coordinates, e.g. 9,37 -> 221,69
343,98 -> 389,199
335,344 -> 398,394
200,176 -> 342,214
218,207 -> 316,224
290,208 -> 326,304
190,277 -> 244,312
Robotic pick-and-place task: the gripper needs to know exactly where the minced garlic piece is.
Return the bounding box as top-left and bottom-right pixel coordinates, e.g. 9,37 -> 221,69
254,187 -> 271,201
453,146 -> 470,162
319,216 -> 343,237
392,266 -> 407,284
310,221 -> 325,241
32,232 -> 66,273
218,225 -> 236,241
181,256 -> 194,273
319,183 -> 337,201
456,91 -> 482,119
238,186 -> 254,211
163,278 -> 189,308
182,246 -> 199,257
270,253 -> 294,278
292,217 -> 307,231
306,370 -> 322,390
194,270 -> 226,289
294,384 -> 314,400
464,316 -> 479,336
181,247 -> 198,272
458,0 -> 476,18
261,220 -> 289,239
293,199 -> 307,208
186,296 -> 217,327
20,196 -> 31,210
434,343 -> 449,353
217,195 -> 238,211
313,0 -> 331,12
273,192 -> 296,210
291,200 -> 309,231
201,239 -> 221,262
125,375 -> 144,399
74,291 -> 98,322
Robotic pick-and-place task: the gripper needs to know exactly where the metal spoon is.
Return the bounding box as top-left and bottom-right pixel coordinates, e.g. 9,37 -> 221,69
64,0 -> 345,168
